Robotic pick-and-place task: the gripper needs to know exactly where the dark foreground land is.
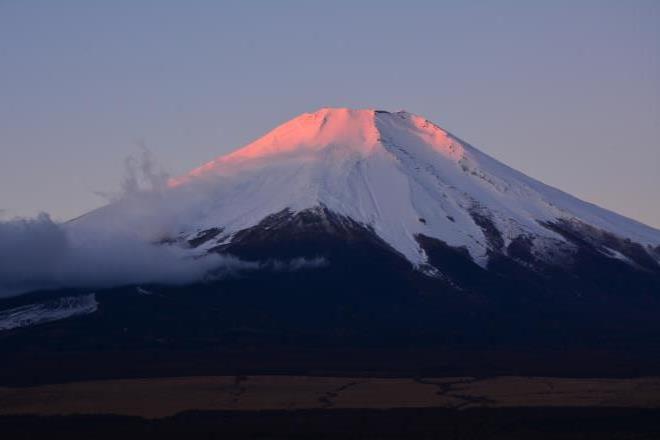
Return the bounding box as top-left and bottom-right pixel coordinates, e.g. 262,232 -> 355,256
2,375 -> 660,417
3,408 -> 660,440
1,375 -> 659,439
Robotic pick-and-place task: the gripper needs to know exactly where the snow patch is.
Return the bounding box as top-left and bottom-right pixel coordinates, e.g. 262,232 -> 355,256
0,293 -> 98,331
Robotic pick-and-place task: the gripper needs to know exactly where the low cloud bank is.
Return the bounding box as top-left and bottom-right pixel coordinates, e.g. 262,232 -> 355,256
0,214 -> 328,297
0,214 -> 329,297
0,149 -> 235,297
0,213 -> 244,297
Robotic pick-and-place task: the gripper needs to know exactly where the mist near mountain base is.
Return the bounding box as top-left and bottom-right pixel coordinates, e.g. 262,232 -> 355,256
0,148 -> 324,298
0,212 -> 244,298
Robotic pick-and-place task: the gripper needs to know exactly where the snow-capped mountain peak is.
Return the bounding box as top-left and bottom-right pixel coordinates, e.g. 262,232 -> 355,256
73,108 -> 660,272
172,108 -> 463,186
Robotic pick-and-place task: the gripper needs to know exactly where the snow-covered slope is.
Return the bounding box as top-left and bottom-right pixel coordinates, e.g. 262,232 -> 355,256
71,108 -> 660,270
0,294 -> 98,331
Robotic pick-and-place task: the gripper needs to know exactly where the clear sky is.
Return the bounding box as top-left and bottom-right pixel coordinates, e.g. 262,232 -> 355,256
1,1 -> 659,227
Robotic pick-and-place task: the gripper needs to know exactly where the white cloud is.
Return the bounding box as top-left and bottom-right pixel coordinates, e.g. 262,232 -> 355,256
0,212 -> 242,297
0,148 -> 327,297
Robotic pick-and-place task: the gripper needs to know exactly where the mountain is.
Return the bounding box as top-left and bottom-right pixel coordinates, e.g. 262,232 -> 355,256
2,108 -> 660,382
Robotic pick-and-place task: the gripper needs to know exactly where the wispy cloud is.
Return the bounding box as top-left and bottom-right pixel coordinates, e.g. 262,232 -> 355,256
0,148 -> 327,298
0,149 -> 235,297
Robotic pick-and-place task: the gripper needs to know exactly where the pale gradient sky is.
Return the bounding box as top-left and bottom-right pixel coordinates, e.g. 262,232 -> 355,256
1,1 -> 659,227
